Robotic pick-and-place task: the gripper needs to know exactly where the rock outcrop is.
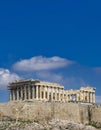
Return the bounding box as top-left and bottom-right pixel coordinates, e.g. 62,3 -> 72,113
0,119 -> 99,130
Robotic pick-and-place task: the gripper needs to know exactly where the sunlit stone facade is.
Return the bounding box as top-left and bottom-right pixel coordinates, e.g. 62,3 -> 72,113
8,79 -> 96,103
67,87 -> 96,103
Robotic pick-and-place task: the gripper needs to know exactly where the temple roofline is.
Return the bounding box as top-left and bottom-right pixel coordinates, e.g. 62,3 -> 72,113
8,79 -> 64,89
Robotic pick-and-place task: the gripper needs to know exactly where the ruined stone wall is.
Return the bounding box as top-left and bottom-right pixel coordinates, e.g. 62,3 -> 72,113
0,102 -> 101,126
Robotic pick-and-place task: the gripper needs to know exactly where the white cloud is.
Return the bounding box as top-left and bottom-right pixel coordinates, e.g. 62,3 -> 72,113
0,68 -> 20,89
13,56 -> 74,72
12,55 -> 87,90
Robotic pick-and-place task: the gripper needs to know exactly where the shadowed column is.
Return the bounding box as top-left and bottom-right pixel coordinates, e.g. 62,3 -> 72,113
55,88 -> 57,101
43,86 -> 46,100
39,85 -> 42,100
83,91 -> 85,102
76,93 -> 79,102
24,85 -> 27,100
58,88 -> 60,101
47,86 -> 49,101
90,92 -> 92,103
51,87 -> 53,101
62,88 -> 64,102
32,85 -> 35,99
13,89 -> 15,101
36,85 -> 38,100
87,92 -> 89,103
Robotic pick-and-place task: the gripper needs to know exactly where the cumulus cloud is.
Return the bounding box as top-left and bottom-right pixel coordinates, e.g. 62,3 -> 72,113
12,55 -> 87,90
13,56 -> 74,72
0,68 -> 20,89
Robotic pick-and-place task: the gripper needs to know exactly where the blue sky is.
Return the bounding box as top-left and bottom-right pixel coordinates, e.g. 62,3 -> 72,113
0,0 -> 101,103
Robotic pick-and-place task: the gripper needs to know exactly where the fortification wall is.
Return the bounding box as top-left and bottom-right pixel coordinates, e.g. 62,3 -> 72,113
0,102 -> 101,126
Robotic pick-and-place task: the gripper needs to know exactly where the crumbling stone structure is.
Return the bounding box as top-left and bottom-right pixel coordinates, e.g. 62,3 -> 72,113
8,79 -> 96,103
67,87 -> 95,103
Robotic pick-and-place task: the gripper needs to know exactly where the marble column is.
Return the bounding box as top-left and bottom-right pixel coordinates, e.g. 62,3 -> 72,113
90,92 -> 93,103
62,89 -> 64,102
89,92 -> 92,103
30,86 -> 32,99
24,85 -> 27,100
83,91 -> 86,102
57,88 -> 58,101
16,87 -> 19,100
21,86 -> 23,100
43,86 -> 46,100
51,87 -> 53,101
76,94 -> 79,102
36,85 -> 38,100
69,94 -> 72,101
47,86 -> 49,101
82,91 -> 84,102
66,93 -> 68,102
13,89 -> 15,101
86,92 -> 88,102
92,92 -> 95,103
68,95 -> 70,101
55,88 -> 57,101
58,88 -> 60,101
39,85 -> 42,100
32,85 -> 35,99
87,92 -> 89,103
85,91 -> 87,102
89,92 -> 91,103
92,92 -> 94,103
14,89 -> 16,100
54,88 -> 56,101
81,91 -> 84,102
70,94 -> 72,101
27,85 -> 30,100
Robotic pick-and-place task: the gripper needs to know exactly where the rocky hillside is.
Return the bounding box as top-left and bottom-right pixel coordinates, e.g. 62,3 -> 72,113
0,119 -> 99,130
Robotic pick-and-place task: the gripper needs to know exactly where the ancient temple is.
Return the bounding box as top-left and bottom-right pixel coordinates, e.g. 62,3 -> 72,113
8,79 -> 96,103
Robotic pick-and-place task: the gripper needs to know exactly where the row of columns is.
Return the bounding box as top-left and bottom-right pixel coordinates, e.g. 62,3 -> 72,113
10,85 -> 95,103
10,85 -> 65,102
83,91 -> 95,103
68,91 -> 95,103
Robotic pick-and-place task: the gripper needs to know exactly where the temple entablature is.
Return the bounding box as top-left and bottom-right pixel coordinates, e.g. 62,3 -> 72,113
80,86 -> 96,93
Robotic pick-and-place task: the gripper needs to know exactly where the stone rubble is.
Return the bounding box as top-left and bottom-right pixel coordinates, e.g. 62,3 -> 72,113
0,119 -> 100,130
